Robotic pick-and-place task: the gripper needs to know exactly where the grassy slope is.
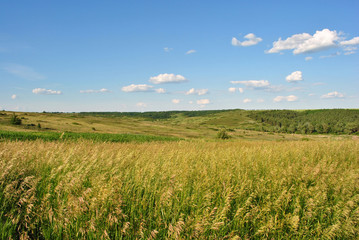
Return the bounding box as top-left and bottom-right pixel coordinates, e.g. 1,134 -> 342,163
0,110 -> 350,141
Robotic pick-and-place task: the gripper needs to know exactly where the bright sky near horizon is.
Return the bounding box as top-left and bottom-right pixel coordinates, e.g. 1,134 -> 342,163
1,1 -> 358,112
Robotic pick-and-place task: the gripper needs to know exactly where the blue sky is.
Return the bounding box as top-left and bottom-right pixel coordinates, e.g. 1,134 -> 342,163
1,0 -> 358,112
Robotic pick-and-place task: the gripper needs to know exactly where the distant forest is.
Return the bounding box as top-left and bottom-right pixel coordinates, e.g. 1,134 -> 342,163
247,109 -> 359,134
79,109 -> 359,135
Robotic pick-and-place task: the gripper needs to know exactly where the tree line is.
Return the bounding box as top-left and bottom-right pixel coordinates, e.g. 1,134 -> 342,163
247,109 -> 359,134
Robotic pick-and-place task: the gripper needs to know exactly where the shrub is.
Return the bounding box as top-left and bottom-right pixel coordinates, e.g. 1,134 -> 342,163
10,114 -> 22,125
217,129 -> 230,139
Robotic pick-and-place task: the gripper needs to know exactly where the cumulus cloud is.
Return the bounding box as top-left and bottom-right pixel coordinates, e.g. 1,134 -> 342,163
267,33 -> 312,53
228,87 -> 236,93
243,98 -> 252,103
186,88 -> 208,96
273,95 -> 298,102
232,33 -> 262,47
305,56 -> 313,61
197,99 -> 210,105
32,88 -> 62,95
121,84 -> 153,92
164,47 -> 172,52
321,91 -> 344,99
228,87 -> 244,93
231,80 -> 304,93
11,94 -> 17,99
172,99 -> 180,104
155,88 -> 166,93
3,64 -> 46,80
286,71 -> 303,82
257,98 -> 264,103
294,29 -> 339,54
186,49 -> 196,55
340,36 -> 359,46
230,80 -> 270,88
267,29 -> 340,54
80,88 -> 111,93
149,73 -> 187,84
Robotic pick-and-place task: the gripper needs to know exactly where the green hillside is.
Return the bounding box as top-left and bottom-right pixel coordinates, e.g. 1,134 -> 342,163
1,109 -> 358,142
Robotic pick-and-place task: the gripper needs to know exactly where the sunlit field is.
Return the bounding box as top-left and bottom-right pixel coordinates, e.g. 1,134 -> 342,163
1,139 -> 358,239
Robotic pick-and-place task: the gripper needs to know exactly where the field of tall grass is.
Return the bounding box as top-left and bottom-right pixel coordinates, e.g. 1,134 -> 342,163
1,139 -> 358,239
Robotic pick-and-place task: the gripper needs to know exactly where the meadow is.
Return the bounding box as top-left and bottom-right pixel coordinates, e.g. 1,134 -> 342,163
1,139 -> 359,239
0,110 -> 358,239
0,130 -> 179,143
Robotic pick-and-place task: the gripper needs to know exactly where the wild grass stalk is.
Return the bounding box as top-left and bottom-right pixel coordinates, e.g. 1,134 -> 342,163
0,139 -> 358,239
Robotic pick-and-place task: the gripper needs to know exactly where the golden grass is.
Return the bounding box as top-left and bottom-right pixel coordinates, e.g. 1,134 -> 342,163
1,139 -> 358,239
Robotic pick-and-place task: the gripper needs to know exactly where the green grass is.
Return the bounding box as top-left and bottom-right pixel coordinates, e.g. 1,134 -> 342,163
0,130 -> 180,143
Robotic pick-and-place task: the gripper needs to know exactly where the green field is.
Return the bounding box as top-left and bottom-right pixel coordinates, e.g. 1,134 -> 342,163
0,130 -> 180,143
0,110 -> 358,239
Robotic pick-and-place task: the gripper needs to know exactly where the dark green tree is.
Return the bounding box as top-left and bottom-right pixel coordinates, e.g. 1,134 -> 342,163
10,114 -> 22,125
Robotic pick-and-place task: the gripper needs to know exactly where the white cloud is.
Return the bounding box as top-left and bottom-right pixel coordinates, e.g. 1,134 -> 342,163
164,47 -> 172,52
230,80 -> 270,88
273,95 -> 298,102
340,36 -> 359,46
32,88 -> 62,95
321,91 -> 344,99
11,94 -> 17,100
228,87 -> 236,93
3,64 -> 46,80
305,56 -> 313,61
189,101 -> 193,104
80,88 -> 111,93
344,51 -> 356,55
149,73 -> 187,84
197,99 -> 210,105
344,46 -> 357,51
319,52 -> 341,59
155,88 -> 166,93
228,87 -> 244,93
186,88 -> 208,96
294,29 -> 339,54
172,99 -> 180,104
286,71 -> 303,82
136,102 -> 147,107
232,33 -> 262,47
186,49 -> 196,55
267,29 -> 340,54
121,84 -> 153,92
267,33 -> 312,53
243,98 -> 252,103
257,98 -> 264,103
343,46 -> 357,55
